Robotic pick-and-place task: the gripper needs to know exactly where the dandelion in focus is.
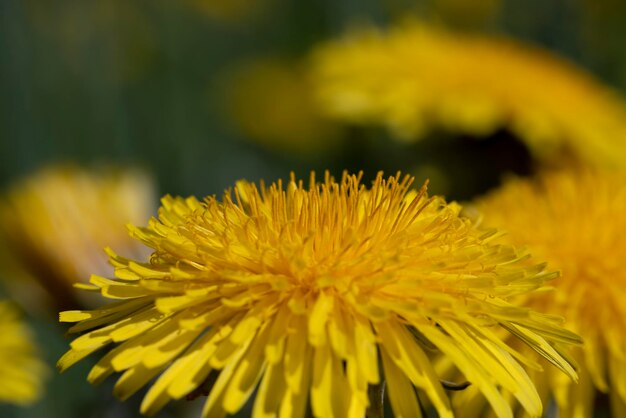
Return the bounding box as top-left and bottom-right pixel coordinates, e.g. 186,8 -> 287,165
0,301 -> 47,405
310,21 -> 626,168
470,169 -> 626,417
0,165 -> 155,312
58,171 -> 580,418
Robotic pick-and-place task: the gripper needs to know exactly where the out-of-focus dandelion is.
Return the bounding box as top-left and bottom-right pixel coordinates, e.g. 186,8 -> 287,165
0,166 -> 155,312
310,21 -> 626,168
220,58 -> 342,156
58,171 -> 580,418
467,169 -> 626,417
0,301 -> 47,405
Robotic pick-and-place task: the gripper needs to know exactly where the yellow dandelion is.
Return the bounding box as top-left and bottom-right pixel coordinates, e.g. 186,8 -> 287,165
310,21 -> 626,167
58,171 -> 580,418
0,165 -> 155,311
469,169 -> 626,417
0,301 -> 47,405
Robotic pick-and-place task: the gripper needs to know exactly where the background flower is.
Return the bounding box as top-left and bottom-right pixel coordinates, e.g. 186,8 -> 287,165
0,166 -> 155,313
465,169 -> 626,417
0,301 -> 47,405
310,21 -> 626,169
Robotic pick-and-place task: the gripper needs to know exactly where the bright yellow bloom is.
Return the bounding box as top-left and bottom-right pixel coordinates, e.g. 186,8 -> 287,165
0,165 -> 155,311
0,301 -> 47,405
470,169 -> 626,417
310,22 -> 626,167
58,172 -> 580,418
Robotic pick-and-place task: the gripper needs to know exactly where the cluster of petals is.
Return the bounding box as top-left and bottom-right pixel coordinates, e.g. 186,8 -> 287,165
59,172 -> 580,418
468,169 -> 626,417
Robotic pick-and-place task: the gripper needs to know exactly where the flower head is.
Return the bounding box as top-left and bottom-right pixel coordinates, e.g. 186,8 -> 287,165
470,169 -> 626,417
59,172 -> 579,418
310,22 -> 626,168
0,165 -> 155,311
0,301 -> 47,405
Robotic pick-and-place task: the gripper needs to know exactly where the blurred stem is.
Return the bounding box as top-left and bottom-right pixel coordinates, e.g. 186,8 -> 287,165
366,381 -> 385,418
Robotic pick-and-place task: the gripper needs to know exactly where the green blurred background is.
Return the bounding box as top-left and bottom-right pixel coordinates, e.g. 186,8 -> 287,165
4,0 -> 626,197
1,0 -> 625,417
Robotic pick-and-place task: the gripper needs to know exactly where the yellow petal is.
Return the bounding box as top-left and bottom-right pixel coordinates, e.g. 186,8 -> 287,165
252,361 -> 286,418
223,323 -> 271,413
201,330 -> 256,418
377,320 -> 452,418
308,291 -> 333,346
419,323 -> 513,418
380,345 -> 423,418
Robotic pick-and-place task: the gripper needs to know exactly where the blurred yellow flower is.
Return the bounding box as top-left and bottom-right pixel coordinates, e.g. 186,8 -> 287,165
310,22 -> 626,167
470,169 -> 626,416
59,171 -> 579,418
0,301 -> 47,405
0,166 -> 155,312
221,58 -> 342,155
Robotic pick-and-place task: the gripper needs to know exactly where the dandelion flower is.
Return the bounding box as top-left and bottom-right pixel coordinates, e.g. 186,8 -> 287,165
0,165 -> 155,311
310,22 -> 626,167
0,301 -> 47,405
471,169 -> 626,417
58,171 -> 580,418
